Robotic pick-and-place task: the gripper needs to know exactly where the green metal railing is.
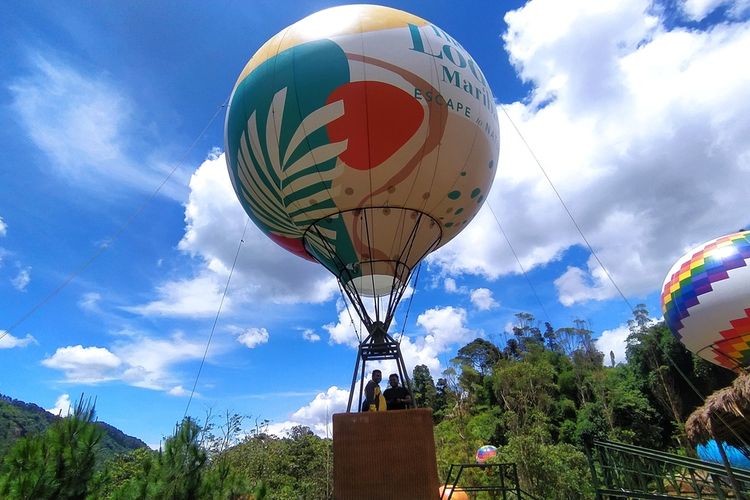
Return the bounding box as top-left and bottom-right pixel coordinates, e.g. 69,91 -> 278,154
585,439 -> 750,499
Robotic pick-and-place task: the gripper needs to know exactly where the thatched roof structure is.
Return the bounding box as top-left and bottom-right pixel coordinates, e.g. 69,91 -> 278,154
686,372 -> 750,456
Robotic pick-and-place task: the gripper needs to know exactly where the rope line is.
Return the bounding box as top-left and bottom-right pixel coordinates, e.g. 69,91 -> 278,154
398,261 -> 423,343
487,204 -> 552,325
183,216 -> 250,419
0,99 -> 229,343
499,102 -> 746,449
498,103 -> 634,312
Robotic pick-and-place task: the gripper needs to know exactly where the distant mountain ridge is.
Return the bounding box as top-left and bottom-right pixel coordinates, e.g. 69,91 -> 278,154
0,393 -> 148,462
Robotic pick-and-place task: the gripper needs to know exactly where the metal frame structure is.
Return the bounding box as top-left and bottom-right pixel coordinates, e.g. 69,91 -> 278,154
440,463 -> 523,499
346,321 -> 414,412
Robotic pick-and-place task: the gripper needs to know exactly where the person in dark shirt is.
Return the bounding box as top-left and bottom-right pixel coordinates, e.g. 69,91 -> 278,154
383,373 -> 412,410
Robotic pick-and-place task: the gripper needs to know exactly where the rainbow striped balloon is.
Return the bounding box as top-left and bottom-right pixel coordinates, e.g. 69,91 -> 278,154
661,230 -> 750,369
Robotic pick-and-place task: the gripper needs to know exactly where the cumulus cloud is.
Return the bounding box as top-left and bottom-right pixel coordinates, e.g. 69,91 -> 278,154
11,267 -> 31,291
430,0 -> 750,307
115,332 -> 208,390
46,394 -> 73,416
596,324 -> 631,366
401,306 -> 478,374
302,328 -> 321,342
444,278 -> 468,294
42,345 -> 122,384
168,385 -> 191,397
8,55 -> 187,200
0,216 -> 6,236
267,386 -> 349,437
0,331 -> 37,349
124,274 -> 228,318
323,303 -> 365,348
681,0 -> 750,21
41,332 -> 210,390
236,327 -> 270,348
324,303 -> 478,375
470,288 -> 498,311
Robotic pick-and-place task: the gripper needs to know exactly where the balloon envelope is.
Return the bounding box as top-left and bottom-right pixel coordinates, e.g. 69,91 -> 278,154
661,231 -> 750,369
697,440 -> 750,469
225,5 -> 499,298
476,444 -> 498,463
439,484 -> 469,500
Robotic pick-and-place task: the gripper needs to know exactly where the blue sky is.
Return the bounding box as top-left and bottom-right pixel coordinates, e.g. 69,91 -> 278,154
1,0 -> 749,446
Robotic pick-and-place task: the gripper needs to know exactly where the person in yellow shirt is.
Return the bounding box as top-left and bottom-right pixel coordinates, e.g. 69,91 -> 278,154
362,369 -> 387,411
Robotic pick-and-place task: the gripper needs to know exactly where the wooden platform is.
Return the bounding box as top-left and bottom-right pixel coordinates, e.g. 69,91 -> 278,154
333,408 -> 439,500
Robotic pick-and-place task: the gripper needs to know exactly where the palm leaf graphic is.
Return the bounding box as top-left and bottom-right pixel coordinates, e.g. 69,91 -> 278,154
236,87 -> 348,255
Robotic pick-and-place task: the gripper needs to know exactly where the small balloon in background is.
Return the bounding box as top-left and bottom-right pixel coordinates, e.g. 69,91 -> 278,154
439,484 -> 469,500
475,444 -> 498,463
661,230 -> 750,370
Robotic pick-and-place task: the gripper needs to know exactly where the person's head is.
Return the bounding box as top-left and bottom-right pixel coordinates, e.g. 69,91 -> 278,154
389,373 -> 400,388
371,370 -> 382,383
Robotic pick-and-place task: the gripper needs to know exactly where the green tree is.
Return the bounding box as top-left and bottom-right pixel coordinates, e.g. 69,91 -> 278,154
89,447 -> 155,499
452,338 -> 502,376
411,364 -> 437,411
499,427 -> 594,500
0,397 -> 102,500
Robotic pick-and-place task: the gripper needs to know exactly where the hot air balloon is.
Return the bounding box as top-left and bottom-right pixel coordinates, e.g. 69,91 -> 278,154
661,230 -> 750,369
225,5 -> 499,409
475,444 -> 498,463
439,484 -> 469,500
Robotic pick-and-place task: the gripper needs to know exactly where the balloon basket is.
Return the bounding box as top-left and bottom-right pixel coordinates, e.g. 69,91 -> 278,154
332,408 -> 439,500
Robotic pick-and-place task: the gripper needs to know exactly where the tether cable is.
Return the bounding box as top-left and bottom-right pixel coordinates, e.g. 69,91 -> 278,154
0,99 -> 229,343
487,204 -> 552,325
498,103 -> 634,312
183,216 -> 250,419
499,102 -> 748,451
397,261 -> 423,342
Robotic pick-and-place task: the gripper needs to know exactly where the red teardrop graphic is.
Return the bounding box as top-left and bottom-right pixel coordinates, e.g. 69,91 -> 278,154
326,81 -> 424,170
268,233 -> 315,262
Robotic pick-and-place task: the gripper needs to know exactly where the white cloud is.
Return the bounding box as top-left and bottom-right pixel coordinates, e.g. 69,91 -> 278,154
0,331 -> 37,349
554,261 -> 617,307
470,288 -> 498,311
596,324 -> 630,366
41,332 -> 210,391
115,332 -> 208,390
400,306 -> 478,374
78,292 -> 101,312
681,0 -> 750,21
324,306 -> 364,348
168,385 -> 191,397
236,327 -> 269,348
11,267 -> 31,291
302,328 -> 321,342
430,0 -> 750,307
42,345 -> 122,384
325,304 -> 478,375
46,394 -> 73,416
124,274 -> 228,318
8,55 -> 188,200
0,216 -> 6,236
268,386 -> 349,438
444,278 -> 468,294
